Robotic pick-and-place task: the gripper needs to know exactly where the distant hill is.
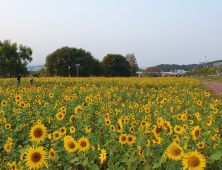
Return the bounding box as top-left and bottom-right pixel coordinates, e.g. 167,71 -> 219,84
156,60 -> 222,72
27,65 -> 45,71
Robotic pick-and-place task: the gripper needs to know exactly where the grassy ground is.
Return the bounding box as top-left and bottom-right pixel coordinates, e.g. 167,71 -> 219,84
195,75 -> 222,99
195,75 -> 222,85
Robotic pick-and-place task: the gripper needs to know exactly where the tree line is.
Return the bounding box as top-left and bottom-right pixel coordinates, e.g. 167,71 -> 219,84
185,67 -> 222,76
156,61 -> 222,72
0,39 -> 138,77
0,40 -> 32,78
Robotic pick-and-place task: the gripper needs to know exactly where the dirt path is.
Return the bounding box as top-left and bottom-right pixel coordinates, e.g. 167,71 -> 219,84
200,81 -> 222,94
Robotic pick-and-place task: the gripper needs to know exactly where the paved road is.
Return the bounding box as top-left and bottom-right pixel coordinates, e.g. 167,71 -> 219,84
201,81 -> 222,94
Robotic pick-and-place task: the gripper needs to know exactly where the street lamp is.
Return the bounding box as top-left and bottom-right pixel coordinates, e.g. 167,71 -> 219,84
75,64 -> 80,77
130,69 -> 133,77
54,69 -> 57,76
68,66 -> 70,77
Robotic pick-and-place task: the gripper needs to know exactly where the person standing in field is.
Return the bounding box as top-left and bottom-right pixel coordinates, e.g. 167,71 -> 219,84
17,74 -> 21,86
29,75 -> 33,84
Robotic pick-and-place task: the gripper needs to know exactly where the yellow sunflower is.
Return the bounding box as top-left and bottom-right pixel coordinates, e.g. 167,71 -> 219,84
127,135 -> 135,145
152,136 -> 162,144
99,149 -> 107,164
64,137 -> 78,153
197,142 -> 205,150
5,124 -> 11,129
110,125 -> 115,131
56,112 -> 64,120
78,137 -> 90,152
182,150 -> 206,170
174,125 -> 183,134
20,152 -> 26,161
166,142 -> 183,160
85,126 -> 91,133
49,93 -> 54,98
49,149 -> 57,161
15,95 -> 22,101
70,126 -> 75,133
192,126 -> 201,141
69,115 -> 76,123
152,125 -> 162,137
53,131 -> 61,140
4,143 -> 12,153
30,124 -> 47,143
9,161 -> 17,170
74,105 -> 83,113
119,134 -> 127,145
1,101 -> 7,106
25,146 -> 47,170
60,127 -> 67,135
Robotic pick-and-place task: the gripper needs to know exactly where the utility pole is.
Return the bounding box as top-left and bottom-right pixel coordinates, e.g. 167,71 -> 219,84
204,55 -> 206,68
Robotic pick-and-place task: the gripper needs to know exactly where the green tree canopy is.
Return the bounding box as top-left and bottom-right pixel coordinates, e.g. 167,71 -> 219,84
143,67 -> 161,77
126,53 -> 138,76
102,54 -> 131,77
45,47 -> 105,77
0,40 -> 32,78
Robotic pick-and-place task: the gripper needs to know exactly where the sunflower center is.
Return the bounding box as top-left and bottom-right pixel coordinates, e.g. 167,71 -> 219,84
171,146 -> 181,156
199,144 -> 203,148
69,142 -> 75,149
121,136 -> 126,141
188,156 -> 200,167
195,130 -> 200,137
80,141 -> 87,147
61,129 -> 64,133
55,133 -> 59,138
128,137 -> 133,142
156,126 -> 162,133
176,127 -> 181,131
34,128 -> 43,138
31,152 -> 41,162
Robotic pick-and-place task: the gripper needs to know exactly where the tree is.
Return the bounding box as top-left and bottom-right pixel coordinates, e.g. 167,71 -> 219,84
143,67 -> 161,77
102,54 -> 131,77
0,40 -> 33,78
45,47 -> 104,77
126,53 -> 138,76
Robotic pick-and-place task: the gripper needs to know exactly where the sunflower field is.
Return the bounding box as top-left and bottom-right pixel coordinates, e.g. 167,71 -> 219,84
0,77 -> 222,170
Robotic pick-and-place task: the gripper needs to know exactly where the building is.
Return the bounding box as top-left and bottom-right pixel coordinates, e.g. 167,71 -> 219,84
213,62 -> 222,68
174,69 -> 185,74
136,72 -> 143,77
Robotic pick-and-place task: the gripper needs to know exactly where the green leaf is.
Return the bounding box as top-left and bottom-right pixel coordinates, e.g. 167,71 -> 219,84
142,164 -> 151,170
207,159 -> 215,164
137,135 -> 147,146
89,164 -> 99,170
117,166 -> 125,170
115,162 -> 120,167
153,144 -> 163,153
103,139 -> 113,146
67,167 -> 73,170
208,152 -> 222,160
152,162 -> 161,169
129,162 -> 138,170
159,157 -> 166,164
131,152 -> 140,162
70,157 -> 79,163
64,165 -> 70,170
82,157 -> 88,166
142,146 -> 150,156
168,164 -> 176,170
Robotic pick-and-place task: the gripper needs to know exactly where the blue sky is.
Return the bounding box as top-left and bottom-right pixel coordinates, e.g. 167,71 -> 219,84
1,0 -> 222,67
